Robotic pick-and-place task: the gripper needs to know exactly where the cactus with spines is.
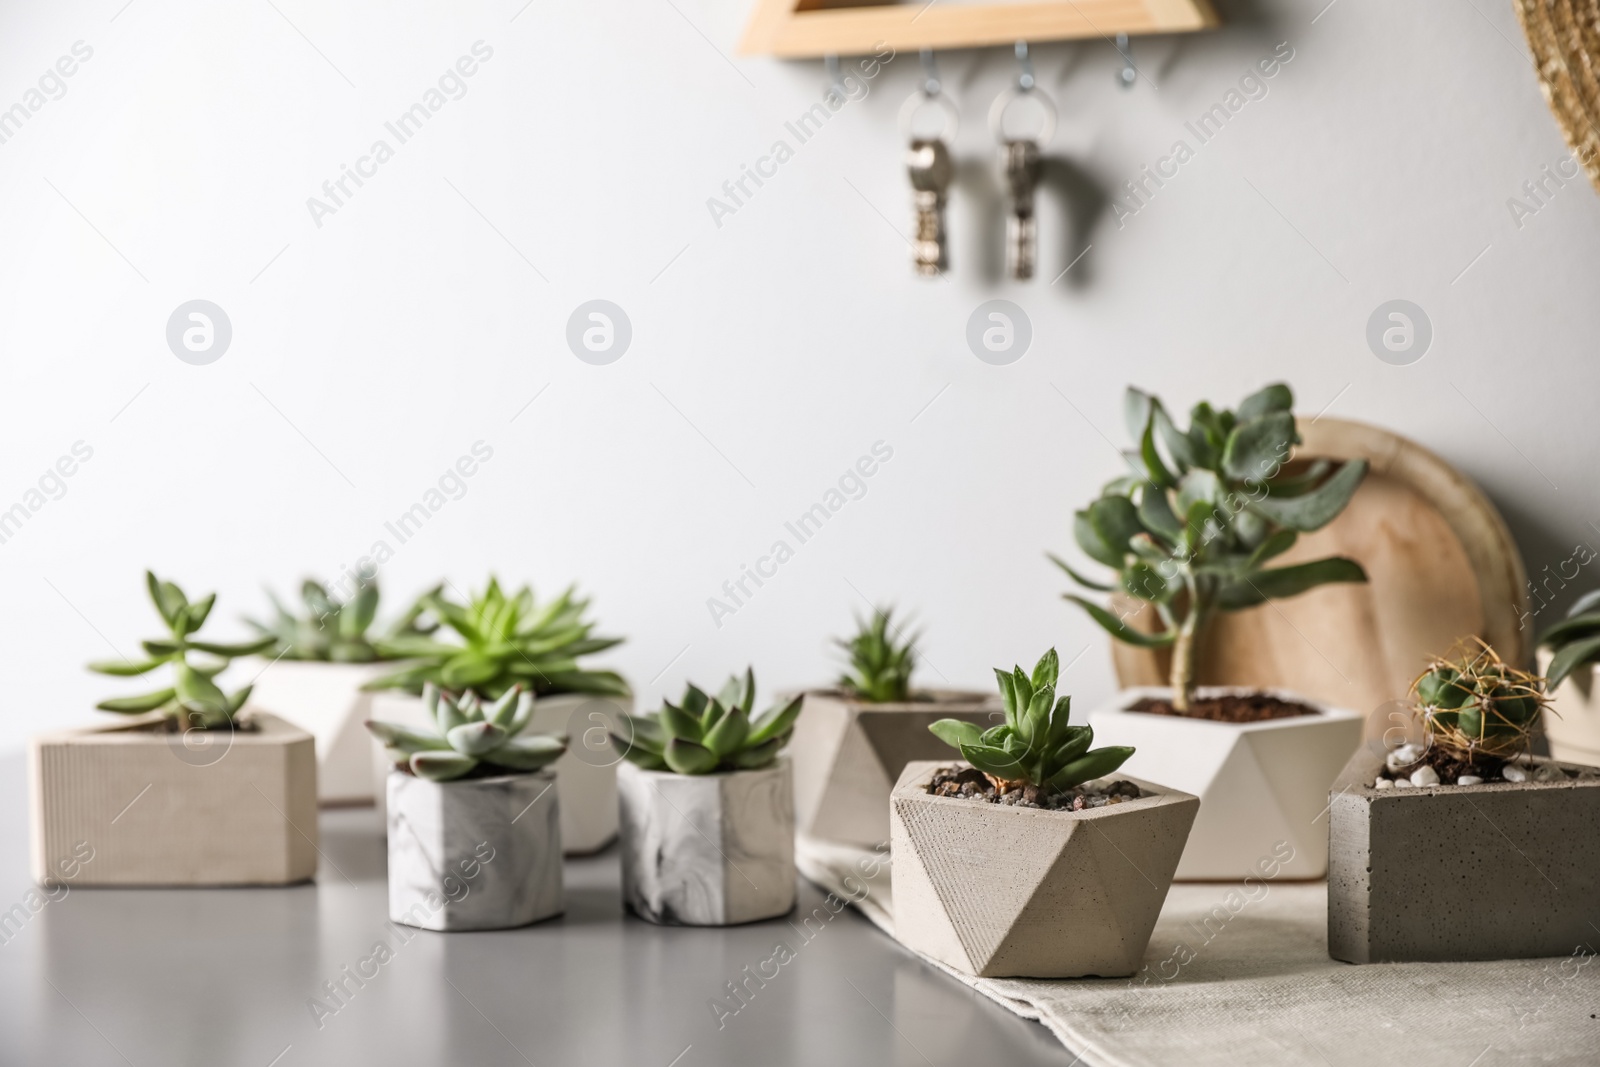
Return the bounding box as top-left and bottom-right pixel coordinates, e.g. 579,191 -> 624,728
366,683 -> 566,782
614,669 -> 800,775
928,648 -> 1133,793
1412,639 -> 1548,764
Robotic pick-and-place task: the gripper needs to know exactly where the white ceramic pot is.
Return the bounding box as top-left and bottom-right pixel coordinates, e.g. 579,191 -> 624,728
890,761 -> 1197,977
30,711 -> 318,886
386,769 -> 563,930
246,659 -> 398,805
1539,648 -> 1600,767
617,758 -> 796,926
370,690 -> 629,854
789,688 -> 998,848
1087,686 -> 1362,880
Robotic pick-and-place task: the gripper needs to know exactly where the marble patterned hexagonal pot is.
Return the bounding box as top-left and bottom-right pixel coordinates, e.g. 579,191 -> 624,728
247,659 -> 397,806
370,690 -> 630,854
1539,649 -> 1600,768
890,761 -> 1198,978
790,688 -> 998,848
1327,745 -> 1600,963
386,768 -> 563,931
617,758 -> 796,926
1086,687 -> 1362,880
30,711 -> 318,886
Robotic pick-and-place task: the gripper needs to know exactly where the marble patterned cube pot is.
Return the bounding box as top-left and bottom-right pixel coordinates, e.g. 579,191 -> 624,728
247,659 -> 398,806
790,688 -> 998,848
617,758 -> 796,926
1087,687 -> 1362,880
1539,649 -> 1600,768
890,761 -> 1198,978
1327,745 -> 1600,963
370,690 -> 630,854
386,768 -> 563,930
30,711 -> 318,886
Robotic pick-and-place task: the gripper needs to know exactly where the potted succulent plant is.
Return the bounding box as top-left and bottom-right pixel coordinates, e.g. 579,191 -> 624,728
364,578 -> 630,854
891,648 -> 1197,978
30,572 -> 316,886
790,607 -> 996,847
368,684 -> 566,930
1536,590 -> 1600,766
1328,641 -> 1600,962
612,670 -> 800,926
245,576 -> 436,805
1061,383 -> 1367,879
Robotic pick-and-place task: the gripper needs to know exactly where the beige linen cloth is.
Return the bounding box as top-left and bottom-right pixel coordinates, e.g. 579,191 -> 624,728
797,836 -> 1598,1066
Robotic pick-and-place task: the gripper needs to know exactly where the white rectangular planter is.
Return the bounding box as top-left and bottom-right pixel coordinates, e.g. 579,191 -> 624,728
386,769 -> 563,931
247,659 -> 396,805
789,688 -> 998,848
1328,746 -> 1600,962
1539,648 -> 1600,767
617,758 -> 795,926
1087,687 -> 1362,880
890,761 -> 1198,978
370,690 -> 629,855
30,711 -> 318,886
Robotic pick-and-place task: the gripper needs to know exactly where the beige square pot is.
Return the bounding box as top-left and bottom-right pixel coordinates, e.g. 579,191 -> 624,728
1539,649 -> 1600,767
890,761 -> 1198,978
29,711 -> 318,886
790,688 -> 998,848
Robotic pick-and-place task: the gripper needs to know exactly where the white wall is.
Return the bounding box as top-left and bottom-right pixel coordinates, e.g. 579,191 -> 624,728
1,0 -> 1596,753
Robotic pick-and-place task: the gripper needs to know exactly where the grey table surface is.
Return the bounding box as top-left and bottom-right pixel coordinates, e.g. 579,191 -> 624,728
0,757 -> 1075,1067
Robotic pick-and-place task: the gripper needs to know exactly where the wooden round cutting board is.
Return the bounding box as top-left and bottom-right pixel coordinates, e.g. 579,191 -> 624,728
1109,417 -> 1529,733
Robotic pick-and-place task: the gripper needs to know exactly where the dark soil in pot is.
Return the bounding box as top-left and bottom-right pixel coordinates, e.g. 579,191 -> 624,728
928,766 -> 1143,810
1129,693 -> 1317,723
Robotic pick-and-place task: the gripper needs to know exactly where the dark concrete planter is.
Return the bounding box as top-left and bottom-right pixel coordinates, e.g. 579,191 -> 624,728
1328,745 -> 1600,963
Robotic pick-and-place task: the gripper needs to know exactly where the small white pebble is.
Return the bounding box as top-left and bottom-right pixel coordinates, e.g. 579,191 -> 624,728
1386,744 -> 1423,772
1373,777 -> 1394,789
1410,765 -> 1441,787
1502,764 -> 1528,783
1457,775 -> 1484,786
1394,778 -> 1416,789
1533,763 -> 1566,782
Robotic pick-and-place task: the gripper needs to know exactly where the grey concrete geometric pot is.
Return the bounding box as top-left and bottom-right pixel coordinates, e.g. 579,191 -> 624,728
386,769 -> 564,931
370,690 -> 630,855
890,761 -> 1199,978
790,689 -> 997,848
30,711 -> 318,887
1087,687 -> 1363,880
1328,745 -> 1600,963
617,758 -> 795,926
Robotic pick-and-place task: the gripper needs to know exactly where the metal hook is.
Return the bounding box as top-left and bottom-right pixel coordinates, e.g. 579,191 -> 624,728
919,48 -> 942,96
824,54 -> 845,96
1115,33 -> 1136,88
1014,41 -> 1036,92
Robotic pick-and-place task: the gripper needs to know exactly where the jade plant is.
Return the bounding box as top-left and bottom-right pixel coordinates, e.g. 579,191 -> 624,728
614,670 -> 801,774
836,607 -> 918,703
1412,640 -> 1548,765
1538,590 -> 1600,689
368,578 -> 626,699
1055,383 -> 1369,711
366,683 -> 566,781
89,572 -> 276,728
929,648 -> 1132,792
246,577 -> 436,663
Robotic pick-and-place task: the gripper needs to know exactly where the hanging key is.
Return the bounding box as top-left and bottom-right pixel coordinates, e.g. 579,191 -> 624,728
1002,139 -> 1040,280
906,138 -> 952,277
